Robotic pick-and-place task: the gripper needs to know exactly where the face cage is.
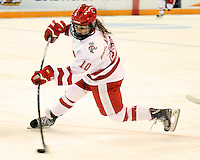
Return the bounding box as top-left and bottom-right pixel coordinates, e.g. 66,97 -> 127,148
70,22 -> 96,40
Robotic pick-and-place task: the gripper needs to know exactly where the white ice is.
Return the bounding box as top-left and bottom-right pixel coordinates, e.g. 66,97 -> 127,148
0,15 -> 200,160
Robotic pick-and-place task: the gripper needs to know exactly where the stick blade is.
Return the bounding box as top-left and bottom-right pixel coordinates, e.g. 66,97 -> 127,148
37,145 -> 48,153
37,149 -> 45,153
186,95 -> 200,104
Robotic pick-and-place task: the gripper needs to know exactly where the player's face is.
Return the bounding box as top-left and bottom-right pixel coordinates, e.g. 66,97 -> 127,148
74,24 -> 91,35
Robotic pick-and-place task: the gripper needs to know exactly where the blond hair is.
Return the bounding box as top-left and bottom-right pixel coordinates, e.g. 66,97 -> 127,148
95,19 -> 111,34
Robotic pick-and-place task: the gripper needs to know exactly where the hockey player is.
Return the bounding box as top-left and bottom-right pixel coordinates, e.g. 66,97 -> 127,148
30,4 -> 179,132
157,0 -> 176,17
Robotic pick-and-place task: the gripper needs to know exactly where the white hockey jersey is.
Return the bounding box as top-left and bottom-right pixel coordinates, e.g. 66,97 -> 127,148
53,28 -> 125,86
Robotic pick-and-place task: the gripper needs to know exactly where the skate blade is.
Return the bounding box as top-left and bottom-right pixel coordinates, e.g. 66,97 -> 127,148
27,126 -> 51,129
170,109 -> 180,132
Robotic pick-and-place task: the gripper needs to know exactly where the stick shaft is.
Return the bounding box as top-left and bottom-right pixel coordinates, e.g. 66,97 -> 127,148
37,38 -> 51,150
40,38 -> 51,70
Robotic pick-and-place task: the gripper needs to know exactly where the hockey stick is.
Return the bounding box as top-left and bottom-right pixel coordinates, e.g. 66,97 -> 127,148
186,95 -> 200,105
37,38 -> 51,153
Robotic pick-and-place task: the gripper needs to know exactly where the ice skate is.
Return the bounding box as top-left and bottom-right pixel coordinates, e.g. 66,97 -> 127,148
28,109 -> 57,129
150,108 -> 172,132
157,9 -> 165,18
156,13 -> 164,17
150,108 -> 180,132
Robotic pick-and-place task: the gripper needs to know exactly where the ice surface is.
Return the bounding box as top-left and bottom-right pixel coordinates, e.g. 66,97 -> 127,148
0,15 -> 200,160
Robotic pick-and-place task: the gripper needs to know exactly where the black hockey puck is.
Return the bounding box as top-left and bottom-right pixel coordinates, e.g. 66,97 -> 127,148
37,149 -> 45,153
30,119 -> 38,128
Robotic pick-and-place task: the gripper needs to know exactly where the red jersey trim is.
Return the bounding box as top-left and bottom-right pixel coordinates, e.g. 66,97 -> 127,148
57,68 -> 64,85
90,54 -> 117,76
67,66 -> 72,85
57,67 -> 72,85
75,79 -> 92,91
87,57 -> 120,81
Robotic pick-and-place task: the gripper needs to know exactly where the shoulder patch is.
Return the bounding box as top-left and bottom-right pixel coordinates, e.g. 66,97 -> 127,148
88,42 -> 97,53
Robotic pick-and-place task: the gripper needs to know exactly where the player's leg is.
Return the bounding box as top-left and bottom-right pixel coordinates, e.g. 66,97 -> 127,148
166,0 -> 176,11
29,79 -> 91,128
157,0 -> 165,17
91,80 -> 174,131
51,80 -> 91,116
91,80 -> 151,122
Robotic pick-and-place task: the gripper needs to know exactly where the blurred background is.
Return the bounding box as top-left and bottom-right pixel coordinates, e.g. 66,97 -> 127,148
0,0 -> 200,17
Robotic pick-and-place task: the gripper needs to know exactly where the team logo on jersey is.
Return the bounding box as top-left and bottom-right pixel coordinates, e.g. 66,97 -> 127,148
88,42 -> 97,53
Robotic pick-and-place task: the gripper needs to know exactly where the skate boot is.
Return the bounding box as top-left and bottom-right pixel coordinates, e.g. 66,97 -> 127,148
157,13 -> 164,17
157,9 -> 165,17
29,109 -> 57,129
150,108 -> 172,132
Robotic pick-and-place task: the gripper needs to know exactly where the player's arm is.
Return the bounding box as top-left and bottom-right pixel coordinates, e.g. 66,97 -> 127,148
53,56 -> 102,85
44,20 -> 71,43
31,40 -> 105,86
31,56 -> 102,86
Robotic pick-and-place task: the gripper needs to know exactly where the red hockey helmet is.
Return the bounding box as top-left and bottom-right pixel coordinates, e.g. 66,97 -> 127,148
71,4 -> 97,26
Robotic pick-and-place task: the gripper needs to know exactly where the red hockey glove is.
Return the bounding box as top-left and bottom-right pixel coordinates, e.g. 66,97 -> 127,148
31,65 -> 54,85
44,20 -> 67,43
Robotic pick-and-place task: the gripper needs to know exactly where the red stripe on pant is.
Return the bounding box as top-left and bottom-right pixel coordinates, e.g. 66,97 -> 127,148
107,80 -> 123,114
123,108 -> 129,122
91,80 -> 124,116
167,0 -> 175,4
132,106 -> 137,121
123,106 -> 137,122
59,97 -> 74,109
91,86 -> 106,115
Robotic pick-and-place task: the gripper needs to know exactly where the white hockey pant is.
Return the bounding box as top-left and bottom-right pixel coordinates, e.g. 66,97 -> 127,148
51,80 -> 151,122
